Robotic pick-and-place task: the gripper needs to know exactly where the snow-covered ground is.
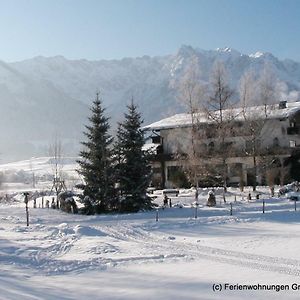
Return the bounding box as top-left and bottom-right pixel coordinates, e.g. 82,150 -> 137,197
1,188 -> 300,300
0,157 -> 78,176
0,157 -> 80,193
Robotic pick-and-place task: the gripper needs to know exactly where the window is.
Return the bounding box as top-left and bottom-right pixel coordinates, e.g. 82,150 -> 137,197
245,140 -> 260,152
167,166 -> 180,180
208,142 -> 215,153
152,168 -> 161,174
230,163 -> 243,177
290,140 -> 296,148
273,137 -> 279,147
151,136 -> 161,144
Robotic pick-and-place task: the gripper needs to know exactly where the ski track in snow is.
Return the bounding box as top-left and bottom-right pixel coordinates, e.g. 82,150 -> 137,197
98,222 -> 300,277
127,225 -> 300,277
1,220 -> 300,278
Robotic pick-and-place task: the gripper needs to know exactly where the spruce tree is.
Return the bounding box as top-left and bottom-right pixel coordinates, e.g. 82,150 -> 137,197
115,101 -> 152,212
77,93 -> 115,213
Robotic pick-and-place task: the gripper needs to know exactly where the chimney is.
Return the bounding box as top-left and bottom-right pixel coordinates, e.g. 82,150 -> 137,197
279,101 -> 287,109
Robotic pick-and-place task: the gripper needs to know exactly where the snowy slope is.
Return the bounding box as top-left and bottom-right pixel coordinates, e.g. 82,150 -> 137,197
1,188 -> 300,299
0,156 -> 77,176
0,157 -> 80,192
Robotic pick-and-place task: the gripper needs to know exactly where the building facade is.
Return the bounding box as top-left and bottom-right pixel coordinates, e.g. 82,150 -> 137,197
143,101 -> 300,188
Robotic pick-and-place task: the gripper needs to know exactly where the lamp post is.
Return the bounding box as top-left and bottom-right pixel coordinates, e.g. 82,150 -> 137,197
24,192 -> 30,226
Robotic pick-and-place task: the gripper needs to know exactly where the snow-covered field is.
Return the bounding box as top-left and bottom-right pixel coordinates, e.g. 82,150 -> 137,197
0,157 -> 80,193
0,157 -> 78,176
1,188 -> 300,300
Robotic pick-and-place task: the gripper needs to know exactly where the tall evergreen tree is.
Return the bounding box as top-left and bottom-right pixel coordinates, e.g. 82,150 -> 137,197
115,101 -> 152,212
77,93 -> 115,213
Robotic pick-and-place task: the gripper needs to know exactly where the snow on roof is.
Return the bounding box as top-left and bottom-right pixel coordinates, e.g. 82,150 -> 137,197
143,101 -> 300,131
142,143 -> 160,153
143,113 -> 193,131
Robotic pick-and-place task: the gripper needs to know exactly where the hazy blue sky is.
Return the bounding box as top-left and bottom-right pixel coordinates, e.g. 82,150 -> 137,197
0,0 -> 299,62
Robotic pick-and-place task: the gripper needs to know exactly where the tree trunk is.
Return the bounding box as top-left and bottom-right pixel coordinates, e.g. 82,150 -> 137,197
253,154 -> 257,191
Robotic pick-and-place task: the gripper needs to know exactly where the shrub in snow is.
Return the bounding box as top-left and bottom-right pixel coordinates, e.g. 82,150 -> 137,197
206,191 -> 216,207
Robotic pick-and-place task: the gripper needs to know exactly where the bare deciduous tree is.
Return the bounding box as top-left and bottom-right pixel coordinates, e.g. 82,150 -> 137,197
240,70 -> 261,191
204,61 -> 235,201
279,163 -> 290,186
49,136 -> 64,181
239,70 -> 257,110
49,135 -> 66,204
258,64 -> 277,116
240,66 -> 279,191
177,64 -> 208,188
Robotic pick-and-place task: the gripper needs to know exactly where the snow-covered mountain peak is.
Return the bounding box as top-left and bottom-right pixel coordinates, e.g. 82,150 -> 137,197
216,47 -> 242,56
249,51 -> 265,58
216,47 -> 233,53
249,51 -> 276,60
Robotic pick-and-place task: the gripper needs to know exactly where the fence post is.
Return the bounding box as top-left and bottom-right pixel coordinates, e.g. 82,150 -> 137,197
230,203 -> 233,216
263,200 -> 265,214
24,192 -> 30,226
295,200 -> 297,212
156,208 -> 159,222
194,203 -> 198,219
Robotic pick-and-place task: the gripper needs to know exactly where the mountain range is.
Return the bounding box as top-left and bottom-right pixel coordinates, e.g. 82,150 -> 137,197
1,45 -> 300,162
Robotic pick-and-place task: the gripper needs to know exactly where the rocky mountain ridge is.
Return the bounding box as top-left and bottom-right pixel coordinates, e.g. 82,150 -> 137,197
1,45 -> 300,161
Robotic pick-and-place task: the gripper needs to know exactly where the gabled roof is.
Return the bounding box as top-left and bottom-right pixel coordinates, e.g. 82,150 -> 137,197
143,101 -> 300,131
